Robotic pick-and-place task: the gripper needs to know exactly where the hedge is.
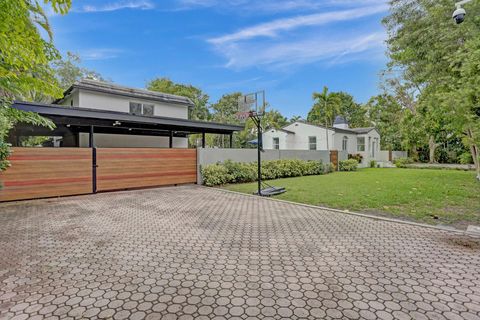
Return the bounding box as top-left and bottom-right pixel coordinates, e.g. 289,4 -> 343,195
393,157 -> 414,168
339,159 -> 358,171
202,159 -> 330,186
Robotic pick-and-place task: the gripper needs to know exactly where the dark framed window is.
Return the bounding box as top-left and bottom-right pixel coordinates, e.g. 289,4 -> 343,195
130,102 -> 154,116
357,137 -> 365,151
308,136 -> 317,150
342,136 -> 348,151
273,137 -> 280,150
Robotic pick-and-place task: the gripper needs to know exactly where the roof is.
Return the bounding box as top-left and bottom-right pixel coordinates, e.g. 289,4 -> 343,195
348,127 -> 376,134
55,79 -> 194,107
282,121 -> 377,135
267,128 -> 295,134
12,101 -> 243,135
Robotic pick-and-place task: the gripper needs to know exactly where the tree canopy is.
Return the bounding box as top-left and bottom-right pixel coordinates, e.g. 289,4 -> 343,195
147,78 -> 210,121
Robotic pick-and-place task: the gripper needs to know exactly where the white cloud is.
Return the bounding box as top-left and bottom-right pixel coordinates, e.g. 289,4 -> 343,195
175,0 -> 387,12
77,1 -> 154,13
80,49 -> 123,60
208,5 -> 388,45
218,32 -> 386,69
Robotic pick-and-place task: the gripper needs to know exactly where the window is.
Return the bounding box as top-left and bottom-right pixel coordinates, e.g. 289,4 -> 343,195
130,102 -> 154,116
342,136 -> 348,151
308,136 -> 317,150
357,137 -> 365,151
273,137 -> 280,150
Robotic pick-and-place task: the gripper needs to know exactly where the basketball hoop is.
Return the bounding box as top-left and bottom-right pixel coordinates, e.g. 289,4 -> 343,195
234,111 -> 252,121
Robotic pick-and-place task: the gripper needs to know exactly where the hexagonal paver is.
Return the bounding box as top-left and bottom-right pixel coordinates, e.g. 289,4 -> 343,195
0,185 -> 479,320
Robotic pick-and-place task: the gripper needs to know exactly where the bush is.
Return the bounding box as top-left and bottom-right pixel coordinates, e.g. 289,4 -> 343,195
348,153 -> 363,163
201,164 -> 233,186
324,163 -> 335,174
370,160 -> 377,168
201,159 -> 328,186
223,160 -> 257,183
394,157 -> 414,168
459,152 -> 473,165
339,159 -> 358,171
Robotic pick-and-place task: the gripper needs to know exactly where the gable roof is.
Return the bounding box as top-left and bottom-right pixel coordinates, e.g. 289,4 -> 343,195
55,79 -> 194,107
348,127 -> 376,134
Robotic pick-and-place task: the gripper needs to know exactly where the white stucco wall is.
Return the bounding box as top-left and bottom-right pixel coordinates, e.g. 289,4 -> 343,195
282,122 -> 335,150
79,133 -> 188,148
67,89 -> 189,119
263,130 -> 289,150
333,132 -> 357,154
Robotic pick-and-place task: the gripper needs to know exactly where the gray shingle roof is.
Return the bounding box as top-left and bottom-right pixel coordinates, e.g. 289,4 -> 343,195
56,79 -> 194,106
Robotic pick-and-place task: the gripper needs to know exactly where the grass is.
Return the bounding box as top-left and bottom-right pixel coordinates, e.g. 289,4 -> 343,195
222,168 -> 480,228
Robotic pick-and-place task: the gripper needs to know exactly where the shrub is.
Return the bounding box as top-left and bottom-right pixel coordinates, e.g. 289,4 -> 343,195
201,164 -> 233,186
459,152 -> 473,165
223,160 -> 257,183
339,159 -> 358,171
348,153 -> 363,163
394,157 -> 414,168
370,160 -> 377,168
324,163 -> 335,174
202,159 -> 327,186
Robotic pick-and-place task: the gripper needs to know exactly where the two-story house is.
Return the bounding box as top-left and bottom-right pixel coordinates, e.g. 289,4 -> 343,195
54,79 -> 193,148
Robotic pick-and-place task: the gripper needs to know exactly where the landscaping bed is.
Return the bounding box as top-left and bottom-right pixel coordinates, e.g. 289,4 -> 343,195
221,168 -> 480,229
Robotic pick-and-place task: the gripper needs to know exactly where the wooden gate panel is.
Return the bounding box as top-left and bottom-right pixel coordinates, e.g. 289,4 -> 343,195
0,148 -> 92,202
330,150 -> 339,171
96,148 -> 197,191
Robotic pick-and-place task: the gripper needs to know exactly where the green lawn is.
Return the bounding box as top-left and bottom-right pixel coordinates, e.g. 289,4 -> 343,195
222,168 -> 480,228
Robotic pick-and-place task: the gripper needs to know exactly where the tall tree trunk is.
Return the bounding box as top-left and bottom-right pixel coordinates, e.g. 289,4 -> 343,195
428,136 -> 438,164
467,129 -> 480,181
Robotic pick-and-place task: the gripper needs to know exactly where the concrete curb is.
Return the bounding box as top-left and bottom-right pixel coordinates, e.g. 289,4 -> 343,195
209,186 -> 479,238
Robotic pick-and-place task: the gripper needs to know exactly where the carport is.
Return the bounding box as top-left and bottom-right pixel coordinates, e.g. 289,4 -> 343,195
1,102 -> 243,202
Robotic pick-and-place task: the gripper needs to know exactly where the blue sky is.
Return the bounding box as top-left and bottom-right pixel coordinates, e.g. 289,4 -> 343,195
49,0 -> 389,118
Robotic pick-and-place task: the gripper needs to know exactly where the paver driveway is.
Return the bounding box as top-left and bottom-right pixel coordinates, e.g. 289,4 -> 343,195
1,185 -> 480,320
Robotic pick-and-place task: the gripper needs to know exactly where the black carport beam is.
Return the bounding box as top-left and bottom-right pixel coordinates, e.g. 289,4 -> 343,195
169,131 -> 173,148
202,132 -> 205,148
89,126 -> 97,194
230,134 -> 233,148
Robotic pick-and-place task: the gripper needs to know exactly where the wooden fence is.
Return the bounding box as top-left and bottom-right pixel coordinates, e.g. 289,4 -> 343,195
0,148 -> 197,202
0,148 -> 92,202
96,148 -> 197,192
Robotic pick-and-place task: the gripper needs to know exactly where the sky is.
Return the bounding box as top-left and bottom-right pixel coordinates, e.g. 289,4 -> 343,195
49,0 -> 390,118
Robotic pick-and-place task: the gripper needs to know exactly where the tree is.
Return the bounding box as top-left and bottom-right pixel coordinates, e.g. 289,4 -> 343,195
1,0 -> 71,173
147,78 -> 210,121
365,94 -> 403,151
383,0 -> 480,178
53,52 -> 106,91
331,92 -> 369,128
308,86 -> 340,150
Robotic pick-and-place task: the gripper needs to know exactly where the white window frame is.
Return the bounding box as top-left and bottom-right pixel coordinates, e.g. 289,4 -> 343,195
342,136 -> 348,151
308,136 -> 317,150
273,137 -> 280,150
357,137 -> 365,152
130,102 -> 154,116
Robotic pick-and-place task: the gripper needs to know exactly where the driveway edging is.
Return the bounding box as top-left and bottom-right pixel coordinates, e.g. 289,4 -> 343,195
211,186 -> 479,238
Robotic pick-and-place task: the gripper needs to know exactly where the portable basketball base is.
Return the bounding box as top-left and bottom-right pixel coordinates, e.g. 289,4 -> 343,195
237,92 -> 286,197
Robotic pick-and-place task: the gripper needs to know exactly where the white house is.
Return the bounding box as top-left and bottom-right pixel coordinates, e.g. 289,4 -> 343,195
55,79 -> 194,148
263,116 -> 385,165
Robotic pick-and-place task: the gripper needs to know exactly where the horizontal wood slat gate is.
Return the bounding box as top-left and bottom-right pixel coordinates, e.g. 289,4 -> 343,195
96,148 -> 197,192
0,148 -> 92,202
0,148 -> 197,202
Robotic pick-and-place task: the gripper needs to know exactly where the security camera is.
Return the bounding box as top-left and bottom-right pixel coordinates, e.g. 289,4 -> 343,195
453,7 -> 466,24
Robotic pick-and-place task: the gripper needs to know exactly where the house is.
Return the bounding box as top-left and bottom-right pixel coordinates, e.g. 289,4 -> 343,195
263,116 -> 385,165
9,79 -> 242,148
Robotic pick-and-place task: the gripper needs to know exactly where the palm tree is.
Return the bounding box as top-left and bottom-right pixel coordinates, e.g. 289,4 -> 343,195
311,86 -> 340,150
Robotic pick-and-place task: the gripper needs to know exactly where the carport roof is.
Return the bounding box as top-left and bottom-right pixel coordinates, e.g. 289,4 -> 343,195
12,101 -> 243,135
